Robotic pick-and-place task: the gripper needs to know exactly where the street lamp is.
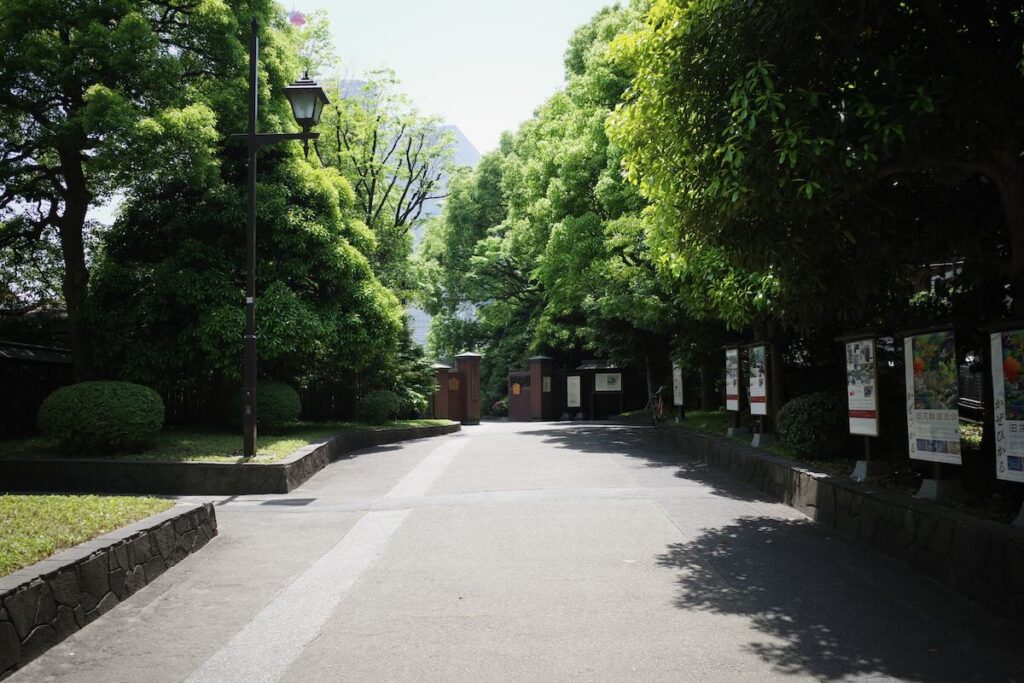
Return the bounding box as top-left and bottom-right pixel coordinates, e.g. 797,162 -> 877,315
232,19 -> 329,458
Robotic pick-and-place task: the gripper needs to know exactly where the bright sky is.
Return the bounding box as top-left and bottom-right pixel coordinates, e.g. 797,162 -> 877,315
298,0 -> 616,154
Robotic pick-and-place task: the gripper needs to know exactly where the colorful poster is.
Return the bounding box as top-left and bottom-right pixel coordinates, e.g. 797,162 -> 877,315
748,345 -> 767,416
595,373 -> 622,392
905,331 -> 961,464
672,361 -> 684,407
567,376 -> 581,408
846,338 -> 879,436
991,331 -> 1024,482
725,349 -> 740,411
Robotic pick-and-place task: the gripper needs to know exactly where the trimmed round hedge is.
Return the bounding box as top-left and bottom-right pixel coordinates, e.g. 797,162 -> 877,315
230,381 -> 301,433
358,389 -> 401,424
38,381 -> 165,454
776,391 -> 847,458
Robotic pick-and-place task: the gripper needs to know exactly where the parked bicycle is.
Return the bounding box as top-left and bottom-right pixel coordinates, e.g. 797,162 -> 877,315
646,385 -> 666,426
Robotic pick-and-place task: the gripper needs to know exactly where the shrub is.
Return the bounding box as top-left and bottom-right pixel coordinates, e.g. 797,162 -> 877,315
38,381 -> 165,454
776,391 -> 848,458
230,381 -> 301,433
358,389 -> 401,424
489,396 -> 509,417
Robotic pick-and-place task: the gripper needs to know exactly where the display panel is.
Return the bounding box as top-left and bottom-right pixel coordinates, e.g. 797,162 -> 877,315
672,362 -> 684,407
725,349 -> 740,411
991,331 -> 1024,482
567,376 -> 581,408
846,338 -> 879,436
748,345 -> 767,416
594,373 -> 622,392
905,331 -> 961,465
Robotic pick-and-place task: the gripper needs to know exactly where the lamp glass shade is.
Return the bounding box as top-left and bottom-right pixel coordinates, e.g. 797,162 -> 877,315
283,72 -> 330,129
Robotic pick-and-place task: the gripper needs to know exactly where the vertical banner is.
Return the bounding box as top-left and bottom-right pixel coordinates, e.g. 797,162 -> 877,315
845,338 -> 879,436
991,330 -> 1024,482
672,361 -> 684,407
905,331 -> 961,464
725,349 -> 740,411
748,345 -> 768,416
566,376 -> 581,408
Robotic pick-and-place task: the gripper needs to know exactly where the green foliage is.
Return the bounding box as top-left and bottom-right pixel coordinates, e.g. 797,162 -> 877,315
358,390 -> 402,424
230,381 -> 301,434
38,381 -> 165,454
776,392 -> 848,459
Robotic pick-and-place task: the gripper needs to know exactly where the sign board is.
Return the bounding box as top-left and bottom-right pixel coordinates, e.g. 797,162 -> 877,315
511,382 -> 521,396
905,331 -> 961,464
990,330 -> 1024,482
672,362 -> 684,407
543,376 -> 551,393
748,345 -> 767,416
725,349 -> 740,411
595,373 -> 622,392
845,338 -> 879,436
567,376 -> 581,408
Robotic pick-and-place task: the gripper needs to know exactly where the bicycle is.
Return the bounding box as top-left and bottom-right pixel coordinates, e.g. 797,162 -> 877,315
646,385 -> 666,426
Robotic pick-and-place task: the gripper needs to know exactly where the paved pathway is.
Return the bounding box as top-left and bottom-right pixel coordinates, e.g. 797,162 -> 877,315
13,422 -> 1024,682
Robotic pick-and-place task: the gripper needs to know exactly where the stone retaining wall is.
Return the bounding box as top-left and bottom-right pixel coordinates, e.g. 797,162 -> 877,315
0,503 -> 217,679
0,423 -> 462,496
658,427 -> 1024,623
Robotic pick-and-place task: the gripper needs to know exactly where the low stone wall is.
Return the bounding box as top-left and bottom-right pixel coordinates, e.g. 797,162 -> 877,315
0,423 -> 462,496
0,502 -> 217,679
658,427 -> 1024,623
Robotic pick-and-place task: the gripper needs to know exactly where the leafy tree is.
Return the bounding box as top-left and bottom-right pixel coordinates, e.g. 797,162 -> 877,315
319,71 -> 454,300
0,0 -> 248,378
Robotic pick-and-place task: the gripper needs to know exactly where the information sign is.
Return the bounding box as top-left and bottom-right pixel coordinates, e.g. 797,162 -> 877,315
725,349 -> 740,411
672,362 -> 684,407
567,376 -> 581,408
905,331 -> 961,464
990,330 -> 1024,482
748,345 -> 767,416
846,338 -> 879,436
595,373 -> 622,392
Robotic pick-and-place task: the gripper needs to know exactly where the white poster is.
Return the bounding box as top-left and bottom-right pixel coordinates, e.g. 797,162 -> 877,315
990,331 -> 1024,482
725,349 -> 739,411
672,361 -> 684,407
542,376 -> 551,393
905,331 -> 961,465
567,376 -> 581,408
846,339 -> 879,436
595,373 -> 622,392
748,345 -> 767,416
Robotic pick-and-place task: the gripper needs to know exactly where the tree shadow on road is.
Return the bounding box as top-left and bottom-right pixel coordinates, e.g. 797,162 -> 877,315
528,424 -> 772,502
657,516 -> 1021,682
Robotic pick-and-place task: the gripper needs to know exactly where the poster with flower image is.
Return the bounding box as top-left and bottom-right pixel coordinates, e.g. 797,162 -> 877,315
905,331 -> 961,464
990,330 -> 1024,483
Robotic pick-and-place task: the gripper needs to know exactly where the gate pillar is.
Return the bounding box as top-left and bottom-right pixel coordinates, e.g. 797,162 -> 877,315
454,352 -> 482,425
529,356 -> 554,420
431,363 -> 451,420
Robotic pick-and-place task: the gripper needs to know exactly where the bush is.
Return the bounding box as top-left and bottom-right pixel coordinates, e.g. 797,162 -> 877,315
38,381 -> 165,454
776,391 -> 848,458
358,389 -> 401,424
489,396 -> 509,417
230,381 -> 301,433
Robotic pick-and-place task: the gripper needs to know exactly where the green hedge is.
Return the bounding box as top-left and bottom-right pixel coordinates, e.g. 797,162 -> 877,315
358,389 -> 401,424
38,381 -> 165,454
230,381 -> 301,433
776,391 -> 848,458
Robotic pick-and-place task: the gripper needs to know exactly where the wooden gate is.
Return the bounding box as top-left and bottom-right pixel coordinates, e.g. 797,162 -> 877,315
447,372 -> 465,422
508,372 -> 531,421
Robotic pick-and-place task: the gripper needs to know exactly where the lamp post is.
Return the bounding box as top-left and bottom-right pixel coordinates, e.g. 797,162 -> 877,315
232,19 -> 329,458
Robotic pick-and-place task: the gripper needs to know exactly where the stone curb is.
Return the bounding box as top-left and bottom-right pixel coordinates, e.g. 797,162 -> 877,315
655,426 -> 1024,623
0,502 -> 218,680
0,423 -> 462,496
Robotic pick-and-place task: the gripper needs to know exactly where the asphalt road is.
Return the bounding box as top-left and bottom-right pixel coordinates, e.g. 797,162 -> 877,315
13,422 -> 1024,682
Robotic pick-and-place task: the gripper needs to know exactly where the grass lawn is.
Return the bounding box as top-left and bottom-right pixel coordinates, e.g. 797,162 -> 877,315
0,495 -> 173,577
0,419 -> 455,465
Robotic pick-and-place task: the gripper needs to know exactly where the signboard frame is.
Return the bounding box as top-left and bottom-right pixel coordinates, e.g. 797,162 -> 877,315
594,372 -> 622,393
844,337 -> 880,437
725,347 -> 740,412
747,343 -> 768,417
567,375 -> 582,408
903,328 -> 962,465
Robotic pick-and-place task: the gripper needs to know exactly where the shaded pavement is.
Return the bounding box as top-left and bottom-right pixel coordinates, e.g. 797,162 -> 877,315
12,422 -> 1024,682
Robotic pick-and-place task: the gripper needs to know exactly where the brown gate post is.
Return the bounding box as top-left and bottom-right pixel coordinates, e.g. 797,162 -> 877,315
529,356 -> 553,420
431,363 -> 451,420
454,352 -> 482,425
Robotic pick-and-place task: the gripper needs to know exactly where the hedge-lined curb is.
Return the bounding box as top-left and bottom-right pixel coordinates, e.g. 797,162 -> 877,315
0,423 -> 462,496
0,502 -> 217,679
655,426 -> 1024,623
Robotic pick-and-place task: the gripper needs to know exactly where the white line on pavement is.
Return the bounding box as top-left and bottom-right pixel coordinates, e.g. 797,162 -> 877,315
185,433 -> 471,683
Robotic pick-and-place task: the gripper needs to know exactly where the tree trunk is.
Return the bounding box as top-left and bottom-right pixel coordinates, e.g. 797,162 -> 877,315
699,359 -> 716,410
57,145 -> 93,381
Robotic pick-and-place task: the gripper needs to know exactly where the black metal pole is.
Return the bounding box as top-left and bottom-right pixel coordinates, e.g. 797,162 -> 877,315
243,19 -> 259,458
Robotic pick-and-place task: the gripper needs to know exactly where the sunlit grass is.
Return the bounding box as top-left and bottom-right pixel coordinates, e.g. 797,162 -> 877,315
0,419 -> 455,464
0,495 -> 173,577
